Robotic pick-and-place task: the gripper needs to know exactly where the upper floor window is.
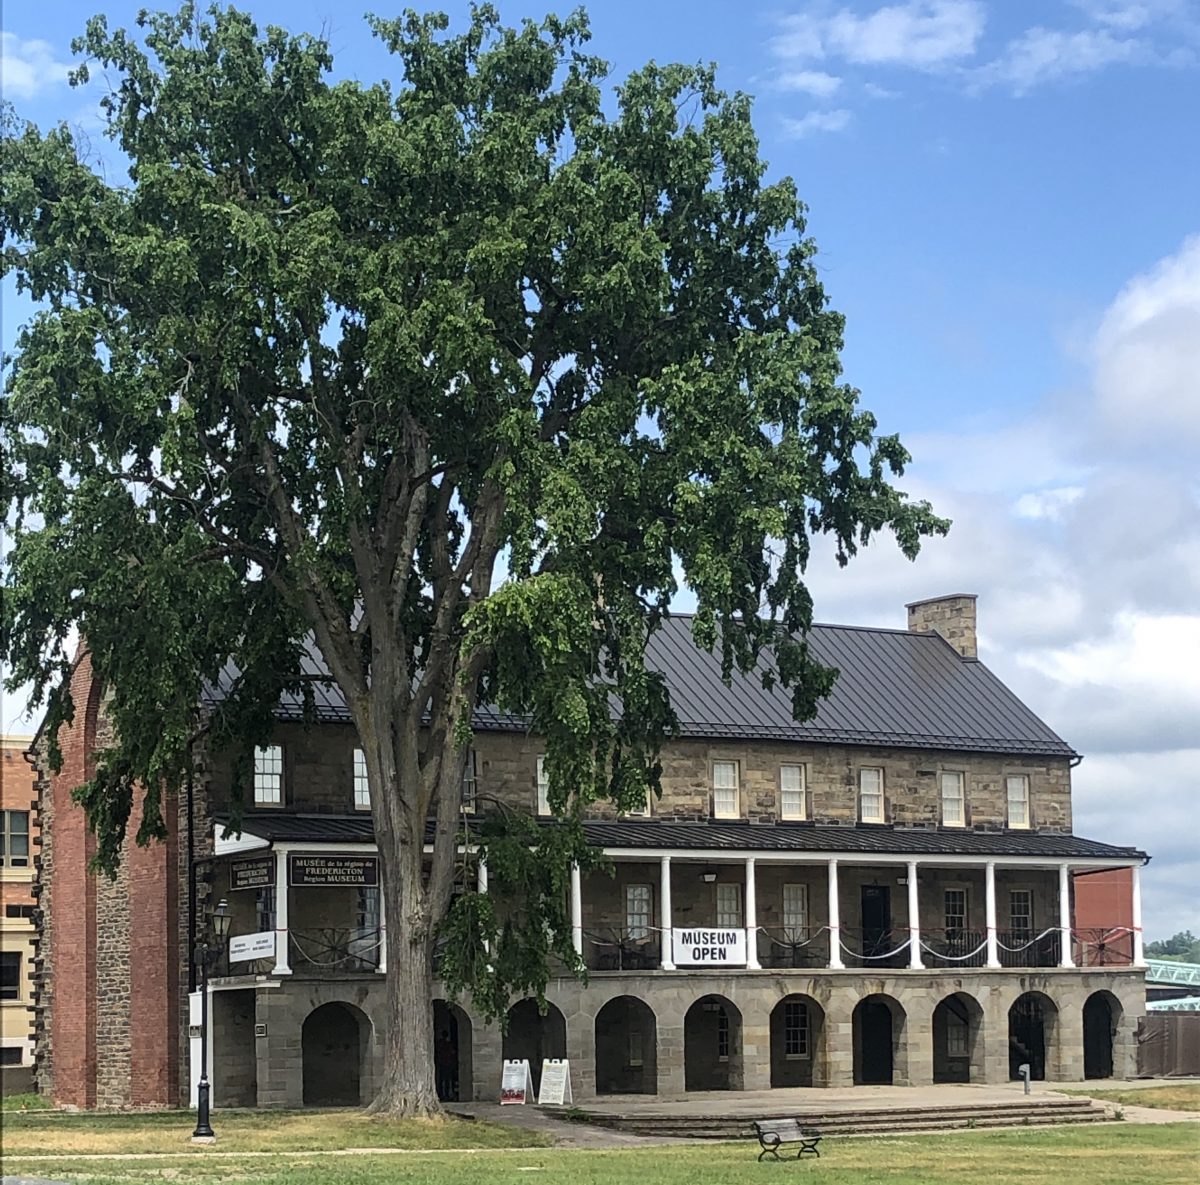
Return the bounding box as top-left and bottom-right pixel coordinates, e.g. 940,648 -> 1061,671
940,771 -> 966,827
536,757 -> 551,816
780,764 -> 807,821
1006,775 -> 1030,828
626,884 -> 652,940
353,748 -> 370,810
944,888 -> 967,933
1,810 -> 30,868
461,750 -> 477,814
783,883 -> 809,940
0,951 -> 20,1001
253,745 -> 283,807
712,760 -> 739,819
256,886 -> 276,934
1009,889 -> 1033,935
716,882 -> 743,928
859,768 -> 885,823
621,787 -> 652,817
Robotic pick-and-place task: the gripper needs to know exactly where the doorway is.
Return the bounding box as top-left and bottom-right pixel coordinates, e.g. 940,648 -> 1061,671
1009,992 -> 1056,1081
853,994 -> 903,1085
302,1002 -> 369,1106
433,1000 -> 473,1101
1083,992 -> 1117,1079
861,885 -> 892,958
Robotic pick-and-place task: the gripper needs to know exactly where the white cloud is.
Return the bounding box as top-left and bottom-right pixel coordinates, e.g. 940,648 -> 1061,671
776,69 -> 844,97
974,26 -> 1143,94
773,1 -> 986,68
1013,486 -> 1085,521
782,108 -> 854,137
1070,0 -> 1194,32
1,32 -> 71,101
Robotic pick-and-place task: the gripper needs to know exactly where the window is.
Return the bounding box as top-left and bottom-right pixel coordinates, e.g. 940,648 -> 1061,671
358,885 -> 381,933
0,1047 -> 22,1066
253,745 -> 282,806
712,760 -> 739,819
256,886 -> 276,934
944,888 -> 967,933
946,1010 -> 969,1057
784,1000 -> 810,1058
353,748 -> 370,810
1007,775 -> 1030,828
716,882 -> 743,928
626,884 -> 652,940
621,788 -> 652,817
717,1008 -> 730,1060
859,768 -> 885,823
780,764 -> 807,821
1009,889 -> 1034,935
2,810 -> 30,868
5,904 -> 35,921
0,951 -> 20,1001
536,757 -> 551,816
461,749 -> 477,813
783,883 -> 810,941
940,771 -> 966,827
628,1030 -> 644,1067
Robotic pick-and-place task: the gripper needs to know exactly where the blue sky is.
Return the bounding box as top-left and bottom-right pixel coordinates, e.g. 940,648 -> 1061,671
3,1 -> 1198,938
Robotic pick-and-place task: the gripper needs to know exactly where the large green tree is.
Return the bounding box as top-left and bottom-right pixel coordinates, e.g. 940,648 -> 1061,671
1,3 -> 947,1114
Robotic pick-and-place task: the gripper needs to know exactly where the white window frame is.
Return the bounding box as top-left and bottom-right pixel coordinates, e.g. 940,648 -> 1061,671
461,749 -> 477,814
783,883 -> 810,942
783,1000 -> 810,1059
859,767 -> 885,824
626,883 -> 652,940
940,771 -> 966,827
0,950 -> 22,1002
712,760 -> 740,819
353,748 -> 370,811
716,882 -> 743,928
621,788 -> 652,818
1006,774 -> 1031,829
253,745 -> 283,807
536,756 -> 551,816
780,764 -> 807,821
1,810 -> 30,868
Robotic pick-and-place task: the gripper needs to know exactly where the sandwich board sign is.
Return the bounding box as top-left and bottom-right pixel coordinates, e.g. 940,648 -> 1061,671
500,1059 -> 534,1104
537,1059 -> 573,1106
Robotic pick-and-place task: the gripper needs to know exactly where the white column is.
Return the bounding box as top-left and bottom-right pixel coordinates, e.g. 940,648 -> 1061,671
907,860 -> 922,970
477,856 -> 490,956
570,863 -> 583,957
1131,863 -> 1145,967
1058,863 -> 1074,968
745,857 -> 760,970
659,856 -> 675,970
272,848 -> 291,975
377,883 -> 387,974
985,860 -> 1000,969
827,858 -> 843,969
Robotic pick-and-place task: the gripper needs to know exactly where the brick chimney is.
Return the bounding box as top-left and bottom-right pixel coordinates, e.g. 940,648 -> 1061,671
906,593 -> 978,659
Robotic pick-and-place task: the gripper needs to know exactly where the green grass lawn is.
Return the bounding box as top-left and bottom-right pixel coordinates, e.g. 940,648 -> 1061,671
1062,1083 -> 1200,1112
2,1122 -> 1198,1185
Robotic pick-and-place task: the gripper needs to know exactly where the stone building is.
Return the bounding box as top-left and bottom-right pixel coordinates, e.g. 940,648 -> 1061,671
31,594 -> 1147,1107
2,734 -> 38,1086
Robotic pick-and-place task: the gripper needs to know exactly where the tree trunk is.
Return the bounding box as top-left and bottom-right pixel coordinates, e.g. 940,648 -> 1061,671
366,840 -> 441,1117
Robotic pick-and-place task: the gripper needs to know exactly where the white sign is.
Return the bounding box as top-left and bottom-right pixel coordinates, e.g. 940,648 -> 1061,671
500,1059 -> 534,1105
229,930 -> 276,962
671,927 -> 747,967
537,1059 -> 573,1106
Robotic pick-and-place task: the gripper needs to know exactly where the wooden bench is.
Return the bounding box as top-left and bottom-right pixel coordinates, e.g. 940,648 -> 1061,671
753,1118 -> 822,1161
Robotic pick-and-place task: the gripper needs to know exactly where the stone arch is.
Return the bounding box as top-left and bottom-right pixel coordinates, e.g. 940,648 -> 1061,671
932,992 -> 984,1083
503,999 -> 566,1096
684,994 -> 743,1091
433,999 -> 473,1102
1008,991 -> 1058,1081
302,1001 -> 372,1106
1083,990 -> 1121,1080
853,993 -> 907,1085
595,996 -> 658,1095
770,994 -> 826,1088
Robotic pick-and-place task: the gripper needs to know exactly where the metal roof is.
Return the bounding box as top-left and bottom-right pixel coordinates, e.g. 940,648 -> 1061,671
215,813 -> 1144,861
204,614 -> 1076,758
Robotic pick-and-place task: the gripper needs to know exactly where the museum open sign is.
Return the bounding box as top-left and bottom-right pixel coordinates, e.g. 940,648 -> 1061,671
671,927 -> 747,966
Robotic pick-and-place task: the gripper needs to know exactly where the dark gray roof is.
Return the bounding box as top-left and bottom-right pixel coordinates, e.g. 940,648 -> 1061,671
205,614 -> 1076,758
216,812 -> 1144,861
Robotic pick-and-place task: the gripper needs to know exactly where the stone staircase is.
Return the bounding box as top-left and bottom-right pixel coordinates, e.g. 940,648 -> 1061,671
569,1096 -> 1111,1139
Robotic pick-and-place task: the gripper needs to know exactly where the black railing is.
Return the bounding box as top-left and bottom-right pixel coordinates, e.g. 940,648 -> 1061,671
289,927 -> 382,974
838,926 -> 911,969
998,928 -> 1060,968
758,927 -> 830,969
921,927 -> 987,969
1074,927 -> 1135,966
585,927 -> 660,971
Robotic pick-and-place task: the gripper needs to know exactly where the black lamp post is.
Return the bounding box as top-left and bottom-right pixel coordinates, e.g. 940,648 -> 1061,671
193,897 -> 231,1141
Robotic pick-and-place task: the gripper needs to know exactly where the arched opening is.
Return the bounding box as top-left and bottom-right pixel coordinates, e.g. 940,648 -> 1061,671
503,999 -> 566,1096
595,996 -> 658,1094
770,995 -> 825,1088
684,995 -> 743,1091
1083,991 -> 1120,1080
302,1001 -> 370,1106
853,994 -> 906,1085
1009,992 -> 1058,1081
932,992 -> 984,1084
433,999 -> 473,1102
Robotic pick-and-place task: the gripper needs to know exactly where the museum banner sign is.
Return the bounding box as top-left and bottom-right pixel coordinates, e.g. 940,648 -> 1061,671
230,855 -> 273,891
671,927 -> 747,967
289,854 -> 379,887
